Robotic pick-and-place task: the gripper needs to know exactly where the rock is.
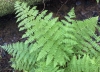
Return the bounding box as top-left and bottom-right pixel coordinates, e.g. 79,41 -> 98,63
0,0 -> 48,17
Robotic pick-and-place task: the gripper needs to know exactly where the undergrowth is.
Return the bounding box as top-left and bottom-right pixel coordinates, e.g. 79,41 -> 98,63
1,1 -> 100,72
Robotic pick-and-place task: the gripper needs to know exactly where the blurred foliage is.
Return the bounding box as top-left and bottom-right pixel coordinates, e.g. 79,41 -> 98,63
0,0 -> 47,17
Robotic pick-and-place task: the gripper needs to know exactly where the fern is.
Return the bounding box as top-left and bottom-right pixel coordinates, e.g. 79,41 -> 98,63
66,54 -> 100,72
64,17 -> 100,57
1,1 -> 100,72
15,1 -> 75,67
2,42 -> 38,71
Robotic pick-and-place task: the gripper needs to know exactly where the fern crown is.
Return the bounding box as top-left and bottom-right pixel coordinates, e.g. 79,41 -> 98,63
1,1 -> 100,72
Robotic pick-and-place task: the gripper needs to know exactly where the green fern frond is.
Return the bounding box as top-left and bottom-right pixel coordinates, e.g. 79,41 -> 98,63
62,14 -> 100,56
66,54 -> 99,72
1,42 -> 38,71
15,1 -> 76,67
35,61 -> 59,72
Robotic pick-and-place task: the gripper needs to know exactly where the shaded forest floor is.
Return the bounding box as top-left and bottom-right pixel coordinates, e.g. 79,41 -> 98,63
0,0 -> 100,72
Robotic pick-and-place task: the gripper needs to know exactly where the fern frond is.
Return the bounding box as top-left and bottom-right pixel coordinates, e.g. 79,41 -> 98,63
1,42 -> 38,71
35,61 -> 59,72
62,16 -> 100,57
15,1 -> 77,68
66,54 -> 99,72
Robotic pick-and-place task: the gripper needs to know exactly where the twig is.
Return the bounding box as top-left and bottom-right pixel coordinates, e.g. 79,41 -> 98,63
56,0 -> 69,16
41,0 -> 45,12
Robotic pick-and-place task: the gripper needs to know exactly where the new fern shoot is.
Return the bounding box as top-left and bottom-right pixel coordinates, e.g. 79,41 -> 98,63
1,1 -> 100,72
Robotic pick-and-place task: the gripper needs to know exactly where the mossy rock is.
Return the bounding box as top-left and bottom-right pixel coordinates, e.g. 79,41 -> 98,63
0,0 -> 47,17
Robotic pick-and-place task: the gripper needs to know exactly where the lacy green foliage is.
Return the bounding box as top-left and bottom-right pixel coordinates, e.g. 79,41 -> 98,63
64,17 -> 100,57
66,54 -> 100,72
15,1 -> 75,67
2,42 -> 37,71
1,1 -> 100,72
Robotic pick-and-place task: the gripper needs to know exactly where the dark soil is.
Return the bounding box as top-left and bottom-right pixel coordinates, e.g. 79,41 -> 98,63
0,0 -> 100,72
0,14 -> 24,72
